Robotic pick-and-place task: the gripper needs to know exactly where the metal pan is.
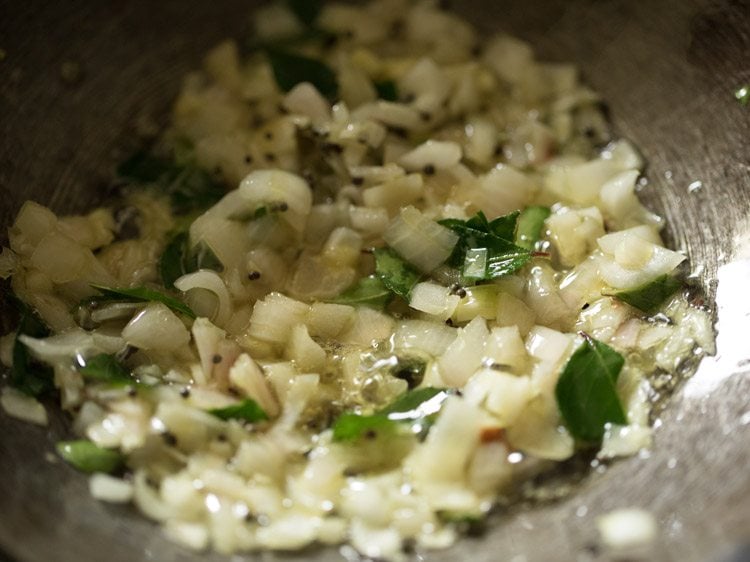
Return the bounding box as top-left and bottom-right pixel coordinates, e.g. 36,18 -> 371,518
1,0 -> 748,560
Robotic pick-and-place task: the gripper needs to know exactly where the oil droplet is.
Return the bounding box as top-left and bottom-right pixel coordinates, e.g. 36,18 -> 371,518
687,180 -> 703,193
740,411 -> 750,425
576,505 -> 589,517
667,458 -> 677,469
508,451 -> 524,464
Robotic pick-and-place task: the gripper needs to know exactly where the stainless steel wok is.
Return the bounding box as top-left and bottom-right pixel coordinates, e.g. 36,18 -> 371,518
1,0 -> 748,560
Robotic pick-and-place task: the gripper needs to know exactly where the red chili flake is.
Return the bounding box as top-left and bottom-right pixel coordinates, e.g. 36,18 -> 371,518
479,427 -> 505,444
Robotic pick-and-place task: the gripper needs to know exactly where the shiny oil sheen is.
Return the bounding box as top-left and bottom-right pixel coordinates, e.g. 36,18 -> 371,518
1,1 -> 749,561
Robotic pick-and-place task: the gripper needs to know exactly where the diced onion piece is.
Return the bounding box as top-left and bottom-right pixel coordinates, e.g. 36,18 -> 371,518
191,317 -> 226,384
228,353 -> 280,416
438,316 -> 488,387
483,34 -> 534,84
392,319 -> 457,357
602,139 -> 644,171
597,229 -> 685,290
398,140 -> 462,172
362,174 -> 424,215
349,520 -> 402,562
451,284 -> 500,324
0,387 -> 48,426
122,303 -> 190,352
19,328 -> 125,364
349,206 -> 389,235
286,324 -> 326,373
496,292 -> 536,336
407,396 -> 482,486
467,165 -> 536,219
256,515 -> 321,550
288,254 -> 356,301
282,82 -> 331,124
467,441 -> 512,495
8,201 -> 58,256
525,263 -> 575,331
545,158 -> 622,206
338,59 -> 377,109
164,520 -> 210,551
596,508 -> 658,549
306,303 -> 356,339
575,298 -> 631,344
154,402 -> 224,452
597,226 -> 662,254
399,58 -> 450,113
506,395 -> 574,461
322,227 -> 362,267
132,470 -> 173,521
600,170 -> 662,230
383,206 -> 458,273
599,424 -> 652,459
31,232 -> 112,285
546,207 -> 605,268
89,473 -> 134,503
484,326 -> 530,374
351,101 -> 422,130
175,270 -> 232,328
464,117 -> 498,167
239,170 -> 313,232
339,307 -> 394,347
246,292 -> 309,345
189,191 -> 249,271
409,281 -> 460,319
463,369 -> 532,426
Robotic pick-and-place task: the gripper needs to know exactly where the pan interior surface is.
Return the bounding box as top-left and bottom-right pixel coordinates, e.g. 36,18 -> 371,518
0,1 -> 748,561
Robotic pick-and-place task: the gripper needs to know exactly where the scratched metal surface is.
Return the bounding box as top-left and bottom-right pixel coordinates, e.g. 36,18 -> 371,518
0,1 -> 748,561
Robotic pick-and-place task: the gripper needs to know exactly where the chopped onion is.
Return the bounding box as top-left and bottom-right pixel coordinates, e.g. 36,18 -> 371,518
362,174 -> 424,214
467,165 -> 536,219
282,82 -> 331,124
409,281 -> 460,319
286,324 -> 326,373
438,316 -> 488,387
407,396 -> 482,487
596,508 -> 657,549
0,387 -> 48,426
175,270 -> 232,328
392,319 -> 457,357
382,206 -> 458,273
122,303 -> 190,352
228,353 -> 280,416
19,328 -> 125,365
239,170 -> 313,233
246,293 -> 309,346
599,424 -> 652,459
398,141 -> 462,172
89,473 -> 134,503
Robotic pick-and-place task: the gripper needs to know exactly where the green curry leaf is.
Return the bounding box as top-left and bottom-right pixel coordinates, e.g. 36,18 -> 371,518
89,284 -> 196,319
57,440 -> 124,474
608,274 -> 682,314
208,399 -> 269,423
267,48 -> 338,99
373,247 -> 422,299
332,275 -> 393,309
555,334 -> 627,442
